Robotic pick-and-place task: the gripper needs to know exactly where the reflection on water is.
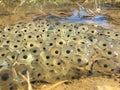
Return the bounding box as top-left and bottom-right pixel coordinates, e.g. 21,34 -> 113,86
59,9 -> 112,29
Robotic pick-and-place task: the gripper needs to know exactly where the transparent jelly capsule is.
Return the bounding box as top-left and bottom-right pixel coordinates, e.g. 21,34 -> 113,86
30,47 -> 41,56
78,39 -> 91,46
87,28 -> 98,35
13,22 -> 25,29
17,51 -> 34,65
102,48 -> 118,58
50,46 -> 61,57
1,38 -> 14,47
0,49 -> 9,58
31,57 -> 44,68
24,41 -> 40,49
6,51 -> 19,63
1,81 -> 18,90
24,32 -> 37,41
65,68 -> 82,80
67,41 -> 77,47
40,51 -> 53,62
30,68 -> 45,82
14,64 -> 31,77
62,32 -> 73,41
103,30 -> 114,37
25,22 -> 36,29
61,45 -> 75,58
87,35 -> 98,45
56,38 -> 66,47
14,31 -> 24,39
91,59 -> 119,74
9,41 -> 23,51
71,55 -> 88,67
97,39 -> 111,49
52,58 -> 70,75
0,57 -> 11,69
111,31 -> 120,40
34,33 -> 42,40
4,26 -> 13,33
70,35 -> 80,42
78,25 -> 89,33
0,69 -> 13,86
20,27 -> 30,34
65,28 -> 75,35
45,40 -> 56,50
54,27 -> 65,35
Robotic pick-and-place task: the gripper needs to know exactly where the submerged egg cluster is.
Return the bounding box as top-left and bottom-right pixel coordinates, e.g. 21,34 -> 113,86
0,19 -> 120,89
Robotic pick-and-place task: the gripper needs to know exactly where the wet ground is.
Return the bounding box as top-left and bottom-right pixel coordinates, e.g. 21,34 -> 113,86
0,1 -> 120,90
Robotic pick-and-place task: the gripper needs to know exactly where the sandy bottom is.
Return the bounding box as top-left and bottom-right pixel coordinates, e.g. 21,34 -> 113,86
18,76 -> 120,90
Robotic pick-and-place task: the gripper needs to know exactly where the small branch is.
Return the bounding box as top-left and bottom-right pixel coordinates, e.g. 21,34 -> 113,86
19,71 -> 33,90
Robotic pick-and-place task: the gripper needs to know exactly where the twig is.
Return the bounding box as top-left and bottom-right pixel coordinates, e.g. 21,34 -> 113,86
19,71 -> 33,90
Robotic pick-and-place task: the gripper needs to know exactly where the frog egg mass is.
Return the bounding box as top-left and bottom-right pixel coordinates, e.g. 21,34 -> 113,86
0,19 -> 120,90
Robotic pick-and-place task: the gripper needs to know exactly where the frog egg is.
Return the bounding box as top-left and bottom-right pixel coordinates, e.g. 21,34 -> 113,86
1,32 -> 10,39
97,39 -> 111,49
111,32 -> 120,40
0,49 -> 9,58
1,81 -> 18,90
4,26 -> 14,33
40,51 -> 53,62
78,25 -> 89,33
62,32 -> 73,41
6,51 -> 19,63
70,36 -> 80,42
65,28 -> 75,35
0,57 -> 11,69
9,42 -> 23,51
20,27 -> 30,34
14,31 -> 24,39
14,22 -> 25,29
52,58 -> 70,76
0,69 -> 13,86
102,48 -> 118,58
54,28 -> 65,35
67,41 -> 77,47
30,47 -> 41,56
24,32 -> 37,41
61,45 -> 75,58
56,38 -> 66,47
25,22 -> 36,29
31,57 -> 44,68
14,64 -> 31,78
34,33 -> 42,40
71,55 -> 88,67
87,35 -> 98,45
103,30 -> 114,37
1,39 -> 13,48
65,68 -> 82,80
78,39 -> 91,46
87,29 -> 98,35
91,59 -> 119,74
45,32 -> 55,40
30,68 -> 45,82
45,40 -> 56,50
17,51 -> 34,65
75,28 -> 81,35
24,41 -> 40,49
50,46 -> 61,57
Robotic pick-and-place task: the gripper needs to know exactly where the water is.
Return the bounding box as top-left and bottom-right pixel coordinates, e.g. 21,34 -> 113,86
59,9 -> 112,29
